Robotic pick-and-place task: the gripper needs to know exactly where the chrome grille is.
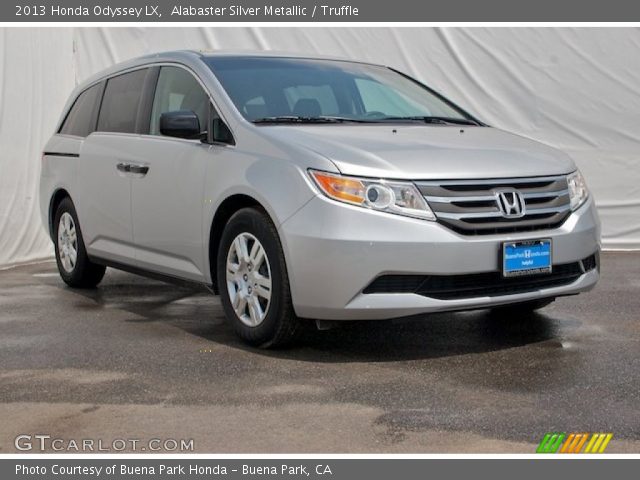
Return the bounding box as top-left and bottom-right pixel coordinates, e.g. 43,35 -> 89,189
416,175 -> 571,235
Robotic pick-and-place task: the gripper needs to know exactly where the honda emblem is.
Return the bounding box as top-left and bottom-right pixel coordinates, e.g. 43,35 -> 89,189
495,189 -> 526,218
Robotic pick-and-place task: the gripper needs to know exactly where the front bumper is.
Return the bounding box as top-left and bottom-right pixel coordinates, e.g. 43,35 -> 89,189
279,194 -> 601,320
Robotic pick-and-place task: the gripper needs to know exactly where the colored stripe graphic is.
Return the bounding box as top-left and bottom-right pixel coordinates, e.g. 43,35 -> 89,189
536,433 -> 552,453
598,433 -> 613,453
561,433 -> 577,453
585,433 -> 613,453
572,433 -> 589,453
537,433 -> 565,453
584,434 -> 598,453
537,432 -> 613,453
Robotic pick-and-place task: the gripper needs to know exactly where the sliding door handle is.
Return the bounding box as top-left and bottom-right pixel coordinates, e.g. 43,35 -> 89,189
116,162 -> 148,176
116,162 -> 130,173
129,165 -> 149,175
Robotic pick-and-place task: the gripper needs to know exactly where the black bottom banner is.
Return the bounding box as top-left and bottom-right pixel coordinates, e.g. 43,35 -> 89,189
4,458 -> 638,480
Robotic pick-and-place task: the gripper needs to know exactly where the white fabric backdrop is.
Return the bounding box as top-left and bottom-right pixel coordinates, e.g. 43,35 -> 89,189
1,27 -> 639,267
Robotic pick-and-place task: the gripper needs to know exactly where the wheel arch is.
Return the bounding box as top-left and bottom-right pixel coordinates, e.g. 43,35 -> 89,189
48,188 -> 73,241
208,193 -> 274,294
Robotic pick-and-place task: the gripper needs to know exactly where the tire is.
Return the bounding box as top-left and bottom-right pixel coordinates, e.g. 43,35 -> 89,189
490,298 -> 555,315
53,197 -> 106,288
217,207 -> 301,348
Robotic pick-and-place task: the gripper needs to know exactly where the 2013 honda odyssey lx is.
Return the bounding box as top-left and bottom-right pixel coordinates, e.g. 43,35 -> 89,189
40,51 -> 600,347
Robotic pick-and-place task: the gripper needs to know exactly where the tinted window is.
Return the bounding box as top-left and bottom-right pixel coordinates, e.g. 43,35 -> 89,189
355,77 -> 428,117
283,84 -> 339,116
150,66 -> 209,135
211,108 -> 234,145
97,69 -> 147,133
59,83 -> 102,137
205,57 -> 471,122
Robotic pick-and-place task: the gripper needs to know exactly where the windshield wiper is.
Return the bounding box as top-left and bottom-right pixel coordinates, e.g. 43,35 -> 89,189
376,116 -> 480,126
252,116 -> 377,124
252,115 -> 480,126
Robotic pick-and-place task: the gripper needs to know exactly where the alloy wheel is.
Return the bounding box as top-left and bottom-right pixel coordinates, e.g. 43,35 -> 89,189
226,232 -> 272,327
57,212 -> 78,273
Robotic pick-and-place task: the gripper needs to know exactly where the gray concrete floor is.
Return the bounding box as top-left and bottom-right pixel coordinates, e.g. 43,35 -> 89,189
1,252 -> 639,453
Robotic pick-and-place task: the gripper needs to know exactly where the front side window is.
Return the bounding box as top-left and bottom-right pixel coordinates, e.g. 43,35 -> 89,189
97,68 -> 148,134
204,57 -> 475,123
150,66 -> 210,135
59,83 -> 103,137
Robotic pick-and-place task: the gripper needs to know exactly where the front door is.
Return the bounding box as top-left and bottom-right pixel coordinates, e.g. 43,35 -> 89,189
131,66 -> 218,282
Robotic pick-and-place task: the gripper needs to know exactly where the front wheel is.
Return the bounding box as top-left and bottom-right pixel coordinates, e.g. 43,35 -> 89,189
216,207 -> 301,348
53,197 -> 106,288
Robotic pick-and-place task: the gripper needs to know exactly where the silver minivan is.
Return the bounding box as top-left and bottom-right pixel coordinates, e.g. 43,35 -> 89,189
40,51 -> 600,347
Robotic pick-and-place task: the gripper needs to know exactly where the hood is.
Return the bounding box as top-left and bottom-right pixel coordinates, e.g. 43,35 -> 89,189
259,125 -> 575,179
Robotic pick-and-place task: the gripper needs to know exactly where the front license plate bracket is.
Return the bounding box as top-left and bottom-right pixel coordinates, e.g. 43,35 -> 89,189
502,239 -> 552,277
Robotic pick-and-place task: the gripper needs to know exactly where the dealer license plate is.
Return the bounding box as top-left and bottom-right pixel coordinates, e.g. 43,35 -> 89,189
502,239 -> 552,277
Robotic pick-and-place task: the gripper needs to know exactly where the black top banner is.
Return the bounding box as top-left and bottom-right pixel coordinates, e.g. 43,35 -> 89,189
5,0 -> 640,22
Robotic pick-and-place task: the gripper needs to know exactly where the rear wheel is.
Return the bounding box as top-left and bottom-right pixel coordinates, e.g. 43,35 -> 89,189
217,207 -> 301,348
490,298 -> 555,315
53,197 -> 106,288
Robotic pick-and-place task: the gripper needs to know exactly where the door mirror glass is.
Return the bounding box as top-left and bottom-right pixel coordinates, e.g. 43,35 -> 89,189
159,110 -> 201,139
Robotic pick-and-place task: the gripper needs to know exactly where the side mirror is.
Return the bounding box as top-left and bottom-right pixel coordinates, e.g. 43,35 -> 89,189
159,110 -> 201,140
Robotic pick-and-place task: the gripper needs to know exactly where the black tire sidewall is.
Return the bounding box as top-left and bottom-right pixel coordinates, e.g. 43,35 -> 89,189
53,198 -> 95,286
216,208 -> 292,346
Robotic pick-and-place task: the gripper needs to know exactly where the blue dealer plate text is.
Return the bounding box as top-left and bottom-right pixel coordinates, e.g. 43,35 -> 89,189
503,239 -> 552,277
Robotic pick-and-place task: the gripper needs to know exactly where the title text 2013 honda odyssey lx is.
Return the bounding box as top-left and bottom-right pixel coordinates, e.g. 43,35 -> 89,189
40,51 -> 600,347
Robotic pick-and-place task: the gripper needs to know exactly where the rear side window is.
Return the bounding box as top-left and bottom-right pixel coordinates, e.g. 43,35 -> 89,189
59,83 -> 103,137
97,69 -> 148,133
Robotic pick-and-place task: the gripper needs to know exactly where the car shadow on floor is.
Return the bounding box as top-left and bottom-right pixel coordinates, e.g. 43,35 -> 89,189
281,310 -> 561,362
49,267 -> 568,362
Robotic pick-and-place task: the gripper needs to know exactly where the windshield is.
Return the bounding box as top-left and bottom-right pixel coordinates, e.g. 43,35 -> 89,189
204,57 -> 477,124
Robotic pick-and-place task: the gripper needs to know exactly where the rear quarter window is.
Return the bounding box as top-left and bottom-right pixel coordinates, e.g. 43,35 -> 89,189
59,83 -> 103,137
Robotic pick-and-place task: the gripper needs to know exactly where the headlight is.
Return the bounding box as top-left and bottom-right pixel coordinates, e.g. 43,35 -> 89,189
309,170 -> 436,221
567,170 -> 589,210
